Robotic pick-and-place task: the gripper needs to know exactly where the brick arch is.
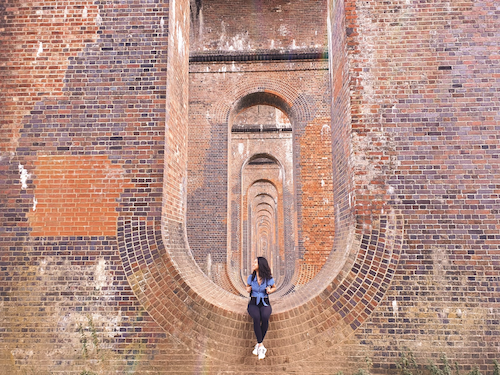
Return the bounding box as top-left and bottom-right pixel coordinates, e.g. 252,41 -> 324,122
223,83 -> 332,287
246,180 -> 281,285
238,162 -> 286,290
226,88 -> 308,290
118,92 -> 403,364
211,78 -> 309,128
235,147 -> 291,291
231,91 -> 292,122
117,212 -> 403,364
245,152 -> 282,166
116,0 -> 404,365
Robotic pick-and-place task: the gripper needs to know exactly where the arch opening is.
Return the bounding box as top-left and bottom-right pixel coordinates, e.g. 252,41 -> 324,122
184,0 -> 360,306
229,103 -> 296,293
118,0 -> 403,363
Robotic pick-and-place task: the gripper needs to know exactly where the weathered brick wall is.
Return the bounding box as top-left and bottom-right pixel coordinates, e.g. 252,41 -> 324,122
186,0 -> 335,287
1,0 -> 171,373
189,0 -> 328,52
187,59 -> 334,289
0,0 -> 499,374
343,0 -> 500,370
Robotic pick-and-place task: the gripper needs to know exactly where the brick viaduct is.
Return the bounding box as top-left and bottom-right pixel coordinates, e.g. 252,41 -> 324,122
0,0 -> 499,373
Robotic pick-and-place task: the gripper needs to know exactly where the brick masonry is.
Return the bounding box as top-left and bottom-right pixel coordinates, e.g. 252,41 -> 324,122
0,0 -> 499,374
187,58 -> 333,289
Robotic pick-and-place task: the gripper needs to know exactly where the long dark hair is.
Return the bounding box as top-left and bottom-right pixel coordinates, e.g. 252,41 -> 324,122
252,256 -> 272,282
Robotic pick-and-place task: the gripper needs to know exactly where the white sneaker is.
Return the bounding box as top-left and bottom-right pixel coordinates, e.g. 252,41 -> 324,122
258,345 -> 267,360
252,344 -> 259,356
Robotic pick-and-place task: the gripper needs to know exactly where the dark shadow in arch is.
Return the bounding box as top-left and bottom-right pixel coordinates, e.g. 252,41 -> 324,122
232,92 -> 293,123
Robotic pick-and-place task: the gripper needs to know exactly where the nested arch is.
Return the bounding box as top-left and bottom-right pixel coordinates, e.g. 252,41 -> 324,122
244,153 -> 282,167
229,96 -> 297,293
231,91 -> 293,125
238,161 -> 288,290
117,0 -> 404,366
212,78 -> 310,128
246,182 -> 280,284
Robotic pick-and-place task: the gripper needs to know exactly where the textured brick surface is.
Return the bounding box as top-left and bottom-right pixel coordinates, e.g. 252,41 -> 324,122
28,155 -> 132,236
1,0 -> 500,373
187,59 -> 333,289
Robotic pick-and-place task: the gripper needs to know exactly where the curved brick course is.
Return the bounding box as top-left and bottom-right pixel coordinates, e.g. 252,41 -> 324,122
117,210 -> 402,363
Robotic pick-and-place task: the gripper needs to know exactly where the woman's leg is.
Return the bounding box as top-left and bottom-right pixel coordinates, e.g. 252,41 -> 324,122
259,305 -> 272,341
247,304 -> 264,343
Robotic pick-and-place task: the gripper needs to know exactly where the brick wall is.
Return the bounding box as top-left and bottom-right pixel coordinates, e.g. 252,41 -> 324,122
189,0 -> 328,53
1,0 -> 499,373
1,0 -> 170,373
187,59 -> 333,290
343,0 -> 500,370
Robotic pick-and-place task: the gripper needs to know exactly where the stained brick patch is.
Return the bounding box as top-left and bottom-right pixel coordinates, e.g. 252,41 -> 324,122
28,154 -> 132,237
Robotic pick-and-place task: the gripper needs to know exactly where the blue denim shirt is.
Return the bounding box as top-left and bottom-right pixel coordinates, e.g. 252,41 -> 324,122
247,275 -> 275,306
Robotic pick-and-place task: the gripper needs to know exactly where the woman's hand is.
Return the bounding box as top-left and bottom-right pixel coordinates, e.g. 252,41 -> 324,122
266,285 -> 275,294
246,285 -> 252,294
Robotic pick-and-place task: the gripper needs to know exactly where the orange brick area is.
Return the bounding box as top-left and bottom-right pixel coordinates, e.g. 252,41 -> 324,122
299,117 -> 335,281
28,155 -> 131,237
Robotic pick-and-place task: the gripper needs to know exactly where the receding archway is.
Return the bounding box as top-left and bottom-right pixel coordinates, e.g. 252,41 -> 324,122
116,0 -> 404,367
229,101 -> 296,293
245,182 -> 279,284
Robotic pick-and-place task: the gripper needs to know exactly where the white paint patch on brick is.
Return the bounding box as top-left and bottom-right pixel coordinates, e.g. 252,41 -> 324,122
11,348 -> 34,360
392,299 -> 399,318
18,164 -> 30,190
278,25 -> 288,36
96,12 -> 103,27
177,24 -> 185,55
94,258 -> 109,291
36,42 -> 43,57
39,259 -> 47,275
431,246 -> 450,285
230,34 -> 249,51
33,196 -> 38,211
321,124 -> 331,138
83,6 -> 88,18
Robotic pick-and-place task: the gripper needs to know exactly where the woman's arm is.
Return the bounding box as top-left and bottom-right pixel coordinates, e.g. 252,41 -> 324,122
246,284 -> 252,294
265,284 -> 276,294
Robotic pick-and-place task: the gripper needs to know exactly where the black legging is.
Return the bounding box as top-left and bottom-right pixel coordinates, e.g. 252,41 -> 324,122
247,301 -> 272,343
